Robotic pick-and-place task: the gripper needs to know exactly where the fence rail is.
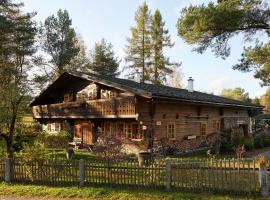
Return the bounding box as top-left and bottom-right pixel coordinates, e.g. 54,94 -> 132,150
0,158 -> 268,196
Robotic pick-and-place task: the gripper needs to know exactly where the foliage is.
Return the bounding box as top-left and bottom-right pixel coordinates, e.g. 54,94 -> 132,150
34,9 -> 81,89
13,123 -> 41,152
260,88 -> 270,113
242,138 -> 254,151
256,154 -> 268,167
254,132 -> 270,148
254,134 -> 264,149
0,0 -> 37,158
219,131 -> 234,153
252,97 -> 261,105
0,138 -> 6,158
36,131 -> 71,148
126,3 -> 181,85
88,38 -> 120,76
65,34 -> 90,73
149,9 -> 181,85
93,133 -> 123,162
125,2 -> 152,83
176,0 -> 270,85
220,87 -> 251,103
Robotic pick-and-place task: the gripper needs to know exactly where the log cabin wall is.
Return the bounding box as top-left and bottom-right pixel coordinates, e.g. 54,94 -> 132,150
137,98 -> 250,142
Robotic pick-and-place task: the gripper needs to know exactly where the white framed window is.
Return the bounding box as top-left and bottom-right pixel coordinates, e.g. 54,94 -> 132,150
47,123 -> 61,133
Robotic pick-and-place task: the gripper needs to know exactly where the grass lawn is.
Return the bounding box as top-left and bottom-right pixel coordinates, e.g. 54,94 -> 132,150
0,182 -> 266,200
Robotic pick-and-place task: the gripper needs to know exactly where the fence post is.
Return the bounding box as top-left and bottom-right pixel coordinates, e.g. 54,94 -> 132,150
165,158 -> 171,190
5,158 -> 12,182
259,163 -> 268,197
79,159 -> 85,186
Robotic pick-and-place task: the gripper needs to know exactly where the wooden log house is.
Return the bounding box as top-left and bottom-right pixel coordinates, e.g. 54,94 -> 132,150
30,72 -> 263,151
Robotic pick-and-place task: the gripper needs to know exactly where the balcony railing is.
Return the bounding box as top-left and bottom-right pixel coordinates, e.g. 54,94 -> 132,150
32,97 -> 137,119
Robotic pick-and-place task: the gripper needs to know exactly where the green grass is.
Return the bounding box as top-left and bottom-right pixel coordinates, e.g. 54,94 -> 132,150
0,182 -> 266,200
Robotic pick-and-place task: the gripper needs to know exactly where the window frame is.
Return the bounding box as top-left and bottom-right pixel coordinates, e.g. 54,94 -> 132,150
200,122 -> 207,136
167,122 -> 176,140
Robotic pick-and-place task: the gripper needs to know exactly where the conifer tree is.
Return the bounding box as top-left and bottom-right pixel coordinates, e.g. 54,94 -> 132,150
88,39 -> 120,77
125,2 -> 152,83
150,9 -> 180,85
0,0 -> 37,158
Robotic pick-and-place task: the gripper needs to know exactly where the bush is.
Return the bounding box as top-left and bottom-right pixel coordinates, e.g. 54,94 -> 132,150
254,133 -> 270,148
219,130 -> 234,153
242,138 -> 254,151
0,138 -> 6,158
37,131 -> 71,148
13,123 -> 41,152
254,135 -> 264,149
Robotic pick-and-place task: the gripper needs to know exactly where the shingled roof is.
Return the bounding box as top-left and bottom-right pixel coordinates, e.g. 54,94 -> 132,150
30,71 -> 263,109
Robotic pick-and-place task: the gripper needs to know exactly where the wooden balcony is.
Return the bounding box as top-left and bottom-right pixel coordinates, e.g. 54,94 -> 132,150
32,97 -> 138,119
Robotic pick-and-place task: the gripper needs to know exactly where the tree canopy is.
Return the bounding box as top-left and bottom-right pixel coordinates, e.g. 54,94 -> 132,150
220,87 -> 251,103
88,39 -> 120,77
150,9 -> 180,85
125,2 -> 152,83
33,9 -> 82,90
126,2 -> 180,85
0,0 -> 37,158
177,0 -> 270,85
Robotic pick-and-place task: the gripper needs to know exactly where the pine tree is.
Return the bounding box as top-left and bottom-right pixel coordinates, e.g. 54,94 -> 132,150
0,0 -> 37,158
88,39 -> 119,77
150,9 -> 180,85
125,2 -> 152,83
177,0 -> 270,86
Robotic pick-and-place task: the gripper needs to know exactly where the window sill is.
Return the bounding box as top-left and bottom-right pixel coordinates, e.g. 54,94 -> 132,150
130,139 -> 143,142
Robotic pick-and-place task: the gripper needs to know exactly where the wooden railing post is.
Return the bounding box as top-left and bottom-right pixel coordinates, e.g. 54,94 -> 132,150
79,159 -> 85,186
5,158 -> 12,182
259,163 -> 268,197
165,158 -> 171,190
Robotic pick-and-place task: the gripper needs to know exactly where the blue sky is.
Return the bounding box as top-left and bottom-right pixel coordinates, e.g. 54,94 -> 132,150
19,0 -> 268,98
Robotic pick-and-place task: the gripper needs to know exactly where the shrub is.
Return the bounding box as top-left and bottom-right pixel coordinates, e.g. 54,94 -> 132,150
219,130 -> 233,153
254,135 -> 264,149
13,123 -> 41,152
37,131 -> 71,148
0,138 -> 6,158
242,138 -> 254,151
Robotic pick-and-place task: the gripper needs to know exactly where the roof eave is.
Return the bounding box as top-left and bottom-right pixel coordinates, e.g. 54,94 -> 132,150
152,95 -> 264,109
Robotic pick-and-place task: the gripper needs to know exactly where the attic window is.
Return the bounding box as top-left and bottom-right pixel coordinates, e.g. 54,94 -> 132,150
163,114 -> 166,119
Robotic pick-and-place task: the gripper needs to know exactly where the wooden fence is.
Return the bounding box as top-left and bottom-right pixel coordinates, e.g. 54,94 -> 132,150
0,159 -> 4,180
0,158 -> 268,196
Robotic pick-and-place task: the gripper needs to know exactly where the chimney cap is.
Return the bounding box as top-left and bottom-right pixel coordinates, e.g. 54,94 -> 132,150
187,77 -> 194,92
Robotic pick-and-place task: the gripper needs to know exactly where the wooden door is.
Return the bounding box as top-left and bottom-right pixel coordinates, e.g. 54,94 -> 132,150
82,124 -> 92,145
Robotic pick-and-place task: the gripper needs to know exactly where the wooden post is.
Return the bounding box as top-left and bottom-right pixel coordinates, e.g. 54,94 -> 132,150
259,164 -> 268,197
79,159 -> 85,186
5,158 -> 12,182
166,158 -> 171,190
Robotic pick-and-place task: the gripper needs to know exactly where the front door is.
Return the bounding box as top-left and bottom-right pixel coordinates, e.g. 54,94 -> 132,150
82,124 -> 92,144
